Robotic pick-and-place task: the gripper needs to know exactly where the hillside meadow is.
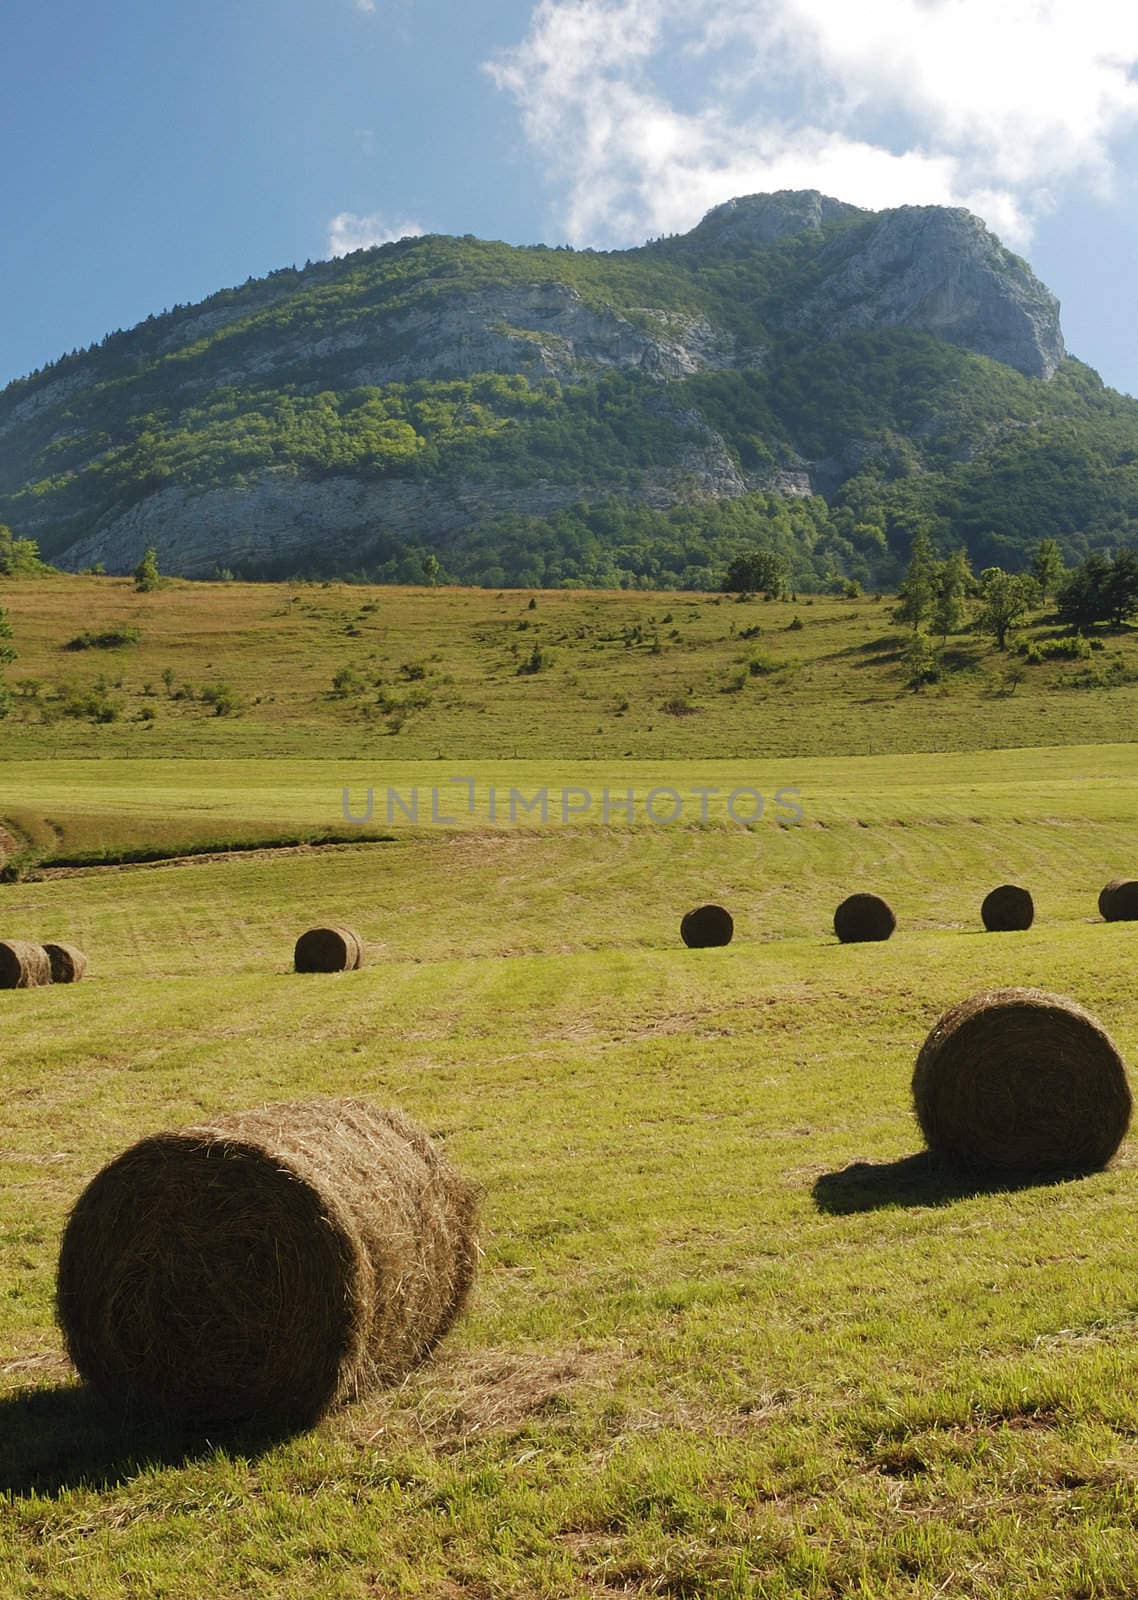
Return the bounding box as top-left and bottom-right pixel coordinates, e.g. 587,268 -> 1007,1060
2,578 -> 1138,1596
1,575 -> 1137,769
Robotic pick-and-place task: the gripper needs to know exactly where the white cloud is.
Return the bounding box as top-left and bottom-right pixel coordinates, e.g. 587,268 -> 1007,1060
326,212 -> 425,256
353,0 -> 377,12
486,0 -> 1138,247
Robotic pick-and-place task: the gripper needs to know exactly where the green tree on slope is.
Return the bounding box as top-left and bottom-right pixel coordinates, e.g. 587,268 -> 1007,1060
0,602 -> 15,718
894,530 -> 938,631
1031,537 -> 1065,602
930,548 -> 973,643
1103,548 -> 1138,626
723,547 -> 788,597
1057,550 -> 1138,630
977,568 -> 1039,650
0,524 -> 46,577
134,547 -> 161,593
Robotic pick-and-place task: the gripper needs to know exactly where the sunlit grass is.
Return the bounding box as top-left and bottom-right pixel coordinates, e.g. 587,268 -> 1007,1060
2,748 -> 1138,1593
1,574 -> 1137,760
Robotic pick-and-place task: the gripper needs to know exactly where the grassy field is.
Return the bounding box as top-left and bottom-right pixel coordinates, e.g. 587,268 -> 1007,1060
1,575 -> 1138,762
3,581 -> 1138,1596
0,741 -> 1134,879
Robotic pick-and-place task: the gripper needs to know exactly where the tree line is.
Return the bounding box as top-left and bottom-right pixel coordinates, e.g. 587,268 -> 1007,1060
884,529 -> 1138,687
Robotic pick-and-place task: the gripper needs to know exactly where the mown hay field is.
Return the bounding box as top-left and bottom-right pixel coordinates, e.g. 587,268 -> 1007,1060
2,727 -> 1138,1595
0,741 -> 1135,870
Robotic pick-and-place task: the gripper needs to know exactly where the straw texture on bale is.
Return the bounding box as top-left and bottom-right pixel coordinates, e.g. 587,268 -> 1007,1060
912,987 -> 1131,1172
0,940 -> 51,989
43,942 -> 88,983
1099,879 -> 1138,922
57,1099 -> 478,1427
294,925 -> 363,972
833,893 -> 896,944
980,884 -> 1034,932
680,904 -> 734,948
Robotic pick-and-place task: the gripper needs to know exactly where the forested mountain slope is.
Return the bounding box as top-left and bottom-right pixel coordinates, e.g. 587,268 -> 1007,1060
2,190 -> 1135,589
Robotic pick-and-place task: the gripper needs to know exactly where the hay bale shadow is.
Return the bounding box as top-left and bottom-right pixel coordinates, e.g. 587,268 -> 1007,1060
812,1151 -> 1093,1215
0,1381 -> 291,1498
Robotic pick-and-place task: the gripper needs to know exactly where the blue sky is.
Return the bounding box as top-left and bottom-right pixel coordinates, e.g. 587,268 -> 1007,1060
3,0 -> 1138,393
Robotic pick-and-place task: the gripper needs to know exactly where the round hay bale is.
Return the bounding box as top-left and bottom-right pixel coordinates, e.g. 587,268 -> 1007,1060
912,987 -> 1131,1173
833,893 -> 896,944
680,904 -> 734,948
1099,879 -> 1138,922
56,1099 -> 478,1427
294,925 -> 363,973
43,942 -> 88,983
0,940 -> 51,989
980,884 -> 1034,932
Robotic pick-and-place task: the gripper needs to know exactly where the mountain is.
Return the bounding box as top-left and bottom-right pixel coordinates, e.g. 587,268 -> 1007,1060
2,190 -> 1136,590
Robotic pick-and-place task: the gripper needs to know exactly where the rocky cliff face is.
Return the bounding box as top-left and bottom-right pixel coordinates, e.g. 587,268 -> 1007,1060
661,190 -> 1063,379
778,204 -> 1064,379
191,284 -> 738,394
59,412 -> 753,579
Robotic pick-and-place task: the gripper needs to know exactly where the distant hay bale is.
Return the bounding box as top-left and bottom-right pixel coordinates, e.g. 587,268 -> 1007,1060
294,925 -> 363,973
912,987 -> 1131,1172
57,1099 -> 478,1427
43,942 -> 88,983
980,884 -> 1034,932
833,893 -> 896,944
680,904 -> 734,948
1099,879 -> 1138,922
0,940 -> 51,989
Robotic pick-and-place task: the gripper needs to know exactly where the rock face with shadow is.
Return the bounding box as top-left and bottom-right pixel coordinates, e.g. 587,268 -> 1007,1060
776,203 -> 1064,380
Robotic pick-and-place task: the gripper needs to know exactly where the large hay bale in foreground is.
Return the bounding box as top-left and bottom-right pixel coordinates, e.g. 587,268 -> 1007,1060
981,884 -> 1034,932
1099,879 -> 1138,922
294,925 -> 363,973
912,988 -> 1131,1172
57,1099 -> 478,1426
680,904 -> 734,948
833,893 -> 896,944
43,942 -> 88,983
0,940 -> 51,989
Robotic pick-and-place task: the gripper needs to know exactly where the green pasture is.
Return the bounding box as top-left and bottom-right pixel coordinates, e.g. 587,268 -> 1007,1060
2,740 -> 1138,1595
